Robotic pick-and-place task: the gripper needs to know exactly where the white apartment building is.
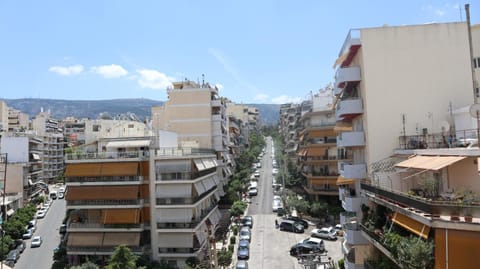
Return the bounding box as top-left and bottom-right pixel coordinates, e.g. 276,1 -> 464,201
334,22 -> 475,269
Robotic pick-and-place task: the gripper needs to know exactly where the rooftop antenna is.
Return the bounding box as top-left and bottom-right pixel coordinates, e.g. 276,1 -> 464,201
202,74 -> 205,87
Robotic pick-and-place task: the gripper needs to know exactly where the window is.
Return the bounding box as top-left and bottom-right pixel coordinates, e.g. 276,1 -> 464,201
476,88 -> 480,98
128,124 -> 134,128
474,58 -> 478,69
92,125 -> 100,132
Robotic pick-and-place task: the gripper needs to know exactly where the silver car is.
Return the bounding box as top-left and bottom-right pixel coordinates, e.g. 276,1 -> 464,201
239,227 -> 251,242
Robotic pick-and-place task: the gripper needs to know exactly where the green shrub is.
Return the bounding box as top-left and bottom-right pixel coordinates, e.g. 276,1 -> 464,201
232,225 -> 238,235
338,258 -> 345,269
230,236 -> 236,245
228,244 -> 234,252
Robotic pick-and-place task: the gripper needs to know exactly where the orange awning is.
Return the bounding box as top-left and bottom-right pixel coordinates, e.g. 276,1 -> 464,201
103,233 -> 140,247
395,156 -> 466,171
101,162 -> 138,176
67,233 -> 104,247
102,209 -> 140,224
64,163 -> 102,177
66,185 -> 139,200
336,176 -> 355,185
392,212 -> 430,239
308,129 -> 336,138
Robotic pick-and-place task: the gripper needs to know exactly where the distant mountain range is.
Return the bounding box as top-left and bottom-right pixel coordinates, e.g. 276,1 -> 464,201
3,98 -> 280,126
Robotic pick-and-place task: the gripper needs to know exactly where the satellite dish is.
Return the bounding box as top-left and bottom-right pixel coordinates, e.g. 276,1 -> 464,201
469,103 -> 480,118
440,121 -> 450,132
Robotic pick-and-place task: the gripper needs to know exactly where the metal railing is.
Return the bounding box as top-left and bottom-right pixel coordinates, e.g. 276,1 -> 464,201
66,175 -> 144,183
67,199 -> 144,206
66,151 -> 149,160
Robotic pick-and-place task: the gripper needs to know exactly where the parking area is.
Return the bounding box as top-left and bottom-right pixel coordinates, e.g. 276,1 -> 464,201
245,214 -> 342,269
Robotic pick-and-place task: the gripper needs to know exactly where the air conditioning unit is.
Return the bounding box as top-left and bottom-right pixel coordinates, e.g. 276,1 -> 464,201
422,128 -> 428,135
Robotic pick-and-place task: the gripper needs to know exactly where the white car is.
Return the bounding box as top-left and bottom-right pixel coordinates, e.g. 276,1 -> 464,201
272,200 -> 283,212
272,168 -> 279,175
311,227 -> 337,240
248,187 -> 258,196
30,236 -> 42,248
36,210 -> 46,219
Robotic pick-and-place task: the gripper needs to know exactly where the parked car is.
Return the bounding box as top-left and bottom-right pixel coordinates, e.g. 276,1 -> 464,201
334,224 -> 343,236
242,216 -> 253,228
284,216 -> 309,228
5,249 -> 20,266
237,239 -> 250,260
22,228 -> 34,239
248,187 -> 258,196
59,224 -> 67,234
279,220 -> 304,233
290,243 -> 322,257
14,239 -> 26,253
272,200 -> 283,212
239,227 -> 251,242
311,227 -> 337,240
31,236 -> 42,248
298,237 -> 325,252
58,191 -> 65,199
36,210 -> 46,219
236,260 -> 249,269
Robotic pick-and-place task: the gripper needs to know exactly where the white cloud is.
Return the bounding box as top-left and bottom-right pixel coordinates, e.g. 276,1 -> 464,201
49,65 -> 84,76
271,95 -> 302,104
137,69 -> 174,89
91,64 -> 128,78
253,93 -> 270,103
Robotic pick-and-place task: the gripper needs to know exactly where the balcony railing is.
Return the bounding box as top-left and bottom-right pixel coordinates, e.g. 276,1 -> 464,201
67,199 -> 144,206
362,183 -> 480,217
156,168 -> 216,181
66,175 -> 144,183
398,129 -> 480,150
68,246 -> 144,253
155,147 -> 216,157
156,186 -> 216,205
156,204 -> 217,229
66,151 -> 149,161
69,221 -> 143,229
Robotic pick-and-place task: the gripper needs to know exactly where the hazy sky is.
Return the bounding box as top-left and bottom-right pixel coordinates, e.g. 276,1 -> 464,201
1,1 -> 479,104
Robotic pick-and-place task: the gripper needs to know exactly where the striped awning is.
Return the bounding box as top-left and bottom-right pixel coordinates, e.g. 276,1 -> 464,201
392,212 -> 430,239
395,156 -> 466,171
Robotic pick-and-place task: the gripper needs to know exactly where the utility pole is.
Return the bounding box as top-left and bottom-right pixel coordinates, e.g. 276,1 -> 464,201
0,153 -> 7,269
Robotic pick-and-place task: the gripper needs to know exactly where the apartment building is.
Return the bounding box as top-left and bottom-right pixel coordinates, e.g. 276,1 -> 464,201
64,137 -> 151,265
334,22 -> 476,269
0,134 -> 46,200
279,103 -> 301,156
62,117 -> 86,147
0,100 -> 7,132
7,107 -> 29,132
32,111 -> 65,183
151,80 -> 233,182
297,91 -> 339,200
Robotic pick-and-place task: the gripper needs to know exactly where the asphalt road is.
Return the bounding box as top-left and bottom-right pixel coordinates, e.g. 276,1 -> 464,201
243,137 -> 343,269
246,137 -> 304,269
14,186 -> 66,269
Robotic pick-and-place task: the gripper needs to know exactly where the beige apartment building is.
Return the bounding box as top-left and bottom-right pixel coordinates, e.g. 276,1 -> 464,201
334,22 -> 476,269
473,24 -> 480,100
297,91 -> 340,199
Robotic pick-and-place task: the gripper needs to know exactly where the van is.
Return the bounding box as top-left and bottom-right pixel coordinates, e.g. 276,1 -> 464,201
279,220 -> 304,233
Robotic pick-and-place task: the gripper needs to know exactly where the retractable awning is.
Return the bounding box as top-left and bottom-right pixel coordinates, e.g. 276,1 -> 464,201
106,140 -> 151,148
336,176 -> 355,186
392,212 -> 430,239
395,156 -> 466,171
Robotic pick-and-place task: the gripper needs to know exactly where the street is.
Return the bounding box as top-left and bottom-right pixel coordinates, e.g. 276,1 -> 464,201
14,185 -> 66,269
246,137 -> 342,269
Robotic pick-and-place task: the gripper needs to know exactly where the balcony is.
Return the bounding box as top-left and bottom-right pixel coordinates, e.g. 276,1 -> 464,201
66,199 -> 144,207
338,162 -> 366,179
211,99 -> 222,107
156,186 -> 216,205
344,222 -> 369,245
344,248 -> 365,269
66,175 -> 144,183
340,188 -> 364,212
337,131 -> 365,148
334,87 -> 343,96
335,66 -> 361,89
361,183 -> 480,219
336,98 -> 363,121
66,151 -> 149,161
157,204 -> 217,230
338,29 -> 361,68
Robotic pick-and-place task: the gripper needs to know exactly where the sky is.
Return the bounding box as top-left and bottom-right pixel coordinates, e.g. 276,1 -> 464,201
1,1 -> 479,104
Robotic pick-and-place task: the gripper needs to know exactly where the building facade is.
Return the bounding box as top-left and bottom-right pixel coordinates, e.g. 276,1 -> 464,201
334,22 -> 476,269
